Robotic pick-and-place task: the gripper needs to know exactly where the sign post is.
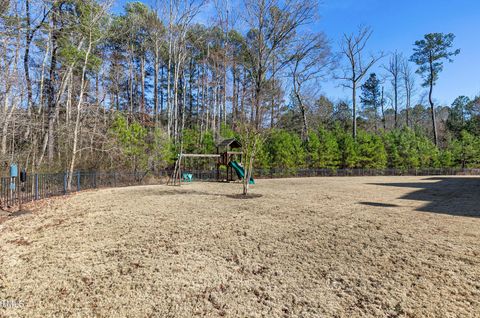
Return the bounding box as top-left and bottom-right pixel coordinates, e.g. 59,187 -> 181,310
9,164 -> 17,207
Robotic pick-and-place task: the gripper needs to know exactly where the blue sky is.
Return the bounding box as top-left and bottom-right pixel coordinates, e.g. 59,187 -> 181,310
315,0 -> 480,105
113,0 -> 480,106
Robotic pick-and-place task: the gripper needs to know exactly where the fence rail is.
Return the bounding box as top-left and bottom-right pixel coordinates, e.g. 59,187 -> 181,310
0,171 -> 169,208
253,167 -> 480,178
1,168 -> 480,208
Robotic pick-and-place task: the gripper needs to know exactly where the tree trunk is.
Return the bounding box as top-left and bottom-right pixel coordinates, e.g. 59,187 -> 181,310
23,0 -> 33,139
189,58 -> 194,126
241,68 -> 246,124
166,43 -> 172,137
270,58 -> 276,128
160,65 -> 164,117
231,64 -> 237,128
140,55 -> 145,113
429,82 -> 438,146
297,91 -> 309,141
38,33 -> 50,115
128,45 -> 134,114
154,49 -> 159,122
68,35 -> 92,190
213,80 -> 218,137
254,71 -> 262,129
381,87 -> 386,130
429,60 -> 438,146
352,82 -> 357,140
405,86 -> 410,128
394,76 -> 398,128
1,91 -> 14,156
47,5 -> 59,164
242,131 -> 257,196
223,59 -> 227,129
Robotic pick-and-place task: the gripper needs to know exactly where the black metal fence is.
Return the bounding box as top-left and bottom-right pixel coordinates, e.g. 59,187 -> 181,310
1,168 -> 479,208
183,167 -> 480,181
0,171 -> 170,208
253,167 -> 480,179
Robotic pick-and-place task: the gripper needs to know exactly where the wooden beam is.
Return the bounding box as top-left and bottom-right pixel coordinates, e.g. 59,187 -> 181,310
180,154 -> 221,158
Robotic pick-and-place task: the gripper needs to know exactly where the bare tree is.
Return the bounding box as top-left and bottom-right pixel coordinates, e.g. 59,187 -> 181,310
238,123 -> 262,195
380,86 -> 386,130
338,26 -> 383,139
289,33 -> 334,140
23,0 -> 50,139
165,0 -> 204,141
384,51 -> 401,128
46,1 -> 59,164
214,0 -> 232,130
243,0 -> 317,129
401,57 -> 415,128
148,1 -> 166,124
67,0 -> 110,189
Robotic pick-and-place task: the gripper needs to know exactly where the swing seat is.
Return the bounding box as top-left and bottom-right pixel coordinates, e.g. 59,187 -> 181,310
182,173 -> 193,182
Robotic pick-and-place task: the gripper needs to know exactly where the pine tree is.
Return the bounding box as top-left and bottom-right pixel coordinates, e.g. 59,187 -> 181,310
335,126 -> 357,168
356,131 -> 387,168
304,131 -> 320,168
265,130 -> 306,169
447,96 -> 470,137
450,130 -> 480,168
360,73 -> 381,132
410,33 -> 460,145
317,127 -> 341,168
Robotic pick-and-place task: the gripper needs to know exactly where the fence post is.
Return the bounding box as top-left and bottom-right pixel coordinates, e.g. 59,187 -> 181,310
63,173 -> 67,195
77,171 -> 81,191
34,174 -> 39,200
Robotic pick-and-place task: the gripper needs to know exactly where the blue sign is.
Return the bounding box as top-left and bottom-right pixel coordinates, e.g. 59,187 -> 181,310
10,164 -> 18,178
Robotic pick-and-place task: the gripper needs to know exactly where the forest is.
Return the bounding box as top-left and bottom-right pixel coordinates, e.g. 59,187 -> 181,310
0,0 -> 479,179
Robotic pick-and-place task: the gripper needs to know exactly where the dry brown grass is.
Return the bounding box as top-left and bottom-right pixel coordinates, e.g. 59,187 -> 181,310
0,176 -> 479,317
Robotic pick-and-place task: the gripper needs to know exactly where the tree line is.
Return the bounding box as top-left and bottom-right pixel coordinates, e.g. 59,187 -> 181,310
0,0 -> 478,184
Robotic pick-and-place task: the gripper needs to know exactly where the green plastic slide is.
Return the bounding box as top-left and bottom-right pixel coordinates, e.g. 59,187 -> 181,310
229,161 -> 255,184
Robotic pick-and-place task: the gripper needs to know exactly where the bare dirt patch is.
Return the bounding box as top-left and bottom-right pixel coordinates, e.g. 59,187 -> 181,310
0,176 -> 479,317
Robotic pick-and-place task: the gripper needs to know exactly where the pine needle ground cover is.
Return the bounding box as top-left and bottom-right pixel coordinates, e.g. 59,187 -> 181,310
1,177 -> 479,317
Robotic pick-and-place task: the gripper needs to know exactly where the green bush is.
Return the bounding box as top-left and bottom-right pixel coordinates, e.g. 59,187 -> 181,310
264,129 -> 305,169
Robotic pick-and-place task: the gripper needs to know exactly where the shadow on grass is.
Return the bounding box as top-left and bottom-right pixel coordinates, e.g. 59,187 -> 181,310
130,188 -> 263,199
225,193 -> 263,199
9,210 -> 32,217
359,202 -> 400,208
368,177 -> 480,218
